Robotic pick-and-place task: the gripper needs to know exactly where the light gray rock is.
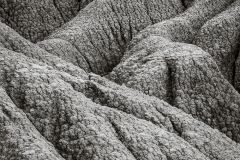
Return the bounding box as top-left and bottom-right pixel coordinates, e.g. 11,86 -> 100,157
0,87 -> 64,160
39,0 -> 184,75
193,0 -> 240,84
0,0 -> 93,42
0,0 -> 240,159
110,0 -> 240,142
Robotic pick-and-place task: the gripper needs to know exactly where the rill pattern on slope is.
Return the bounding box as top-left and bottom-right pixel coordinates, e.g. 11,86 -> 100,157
0,0 -> 240,160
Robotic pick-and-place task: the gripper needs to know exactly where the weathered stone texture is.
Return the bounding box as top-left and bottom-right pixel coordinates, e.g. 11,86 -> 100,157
0,0 -> 93,42
39,0 -> 184,75
0,0 -> 240,159
110,0 -> 240,142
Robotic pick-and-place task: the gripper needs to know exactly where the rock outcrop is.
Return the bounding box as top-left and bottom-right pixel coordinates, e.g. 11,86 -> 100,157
110,0 -> 240,142
38,0 -> 184,75
0,0 -> 93,42
0,0 -> 240,159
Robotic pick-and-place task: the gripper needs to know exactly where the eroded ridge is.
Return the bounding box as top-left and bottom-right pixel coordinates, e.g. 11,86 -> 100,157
193,0 -> 240,84
110,0 -> 240,142
38,0 -> 184,75
0,0 -> 240,159
0,0 -> 93,42
0,87 -> 64,160
0,46 -> 240,159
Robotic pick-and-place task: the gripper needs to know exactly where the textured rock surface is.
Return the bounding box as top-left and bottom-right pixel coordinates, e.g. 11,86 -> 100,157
38,0 -> 184,75
0,87 -> 64,160
193,0 -> 240,84
110,0 -> 240,142
0,0 -> 93,42
0,0 -> 240,159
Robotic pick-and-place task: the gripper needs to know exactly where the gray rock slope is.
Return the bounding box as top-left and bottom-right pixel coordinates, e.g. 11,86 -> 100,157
0,0 -> 240,159
0,0 -> 93,42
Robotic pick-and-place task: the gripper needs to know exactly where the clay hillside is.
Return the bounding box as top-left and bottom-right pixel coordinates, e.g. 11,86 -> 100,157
1,0 -> 240,159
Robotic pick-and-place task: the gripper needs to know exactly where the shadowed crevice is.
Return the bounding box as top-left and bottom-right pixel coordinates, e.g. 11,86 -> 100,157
108,119 -> 138,160
165,60 -> 176,106
53,0 -> 67,23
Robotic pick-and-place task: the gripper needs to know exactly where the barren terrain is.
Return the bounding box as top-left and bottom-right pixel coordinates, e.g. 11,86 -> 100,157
1,0 -> 240,159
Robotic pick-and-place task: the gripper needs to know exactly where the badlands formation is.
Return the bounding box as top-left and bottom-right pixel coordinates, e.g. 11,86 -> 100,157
1,0 -> 240,159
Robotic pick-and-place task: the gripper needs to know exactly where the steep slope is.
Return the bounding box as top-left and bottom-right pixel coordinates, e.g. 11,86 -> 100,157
0,0 -> 240,159
0,0 -> 93,42
110,0 -> 240,142
0,21 -> 89,78
38,0 -> 184,75
0,46 -> 240,159
0,87 -> 64,160
193,0 -> 240,84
